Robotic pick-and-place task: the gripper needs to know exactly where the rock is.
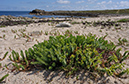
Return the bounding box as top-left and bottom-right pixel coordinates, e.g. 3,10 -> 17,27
29,9 -> 46,15
32,17 -> 39,19
30,31 -> 42,36
0,15 -> 6,19
56,22 -> 71,27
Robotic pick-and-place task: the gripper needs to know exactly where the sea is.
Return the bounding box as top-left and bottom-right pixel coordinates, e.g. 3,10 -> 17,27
0,11 -> 75,18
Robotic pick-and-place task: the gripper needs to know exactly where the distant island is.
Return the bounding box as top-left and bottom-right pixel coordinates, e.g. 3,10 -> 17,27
29,8 -> 129,17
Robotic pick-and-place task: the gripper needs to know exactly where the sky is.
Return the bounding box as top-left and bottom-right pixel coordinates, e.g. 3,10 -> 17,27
0,0 -> 129,11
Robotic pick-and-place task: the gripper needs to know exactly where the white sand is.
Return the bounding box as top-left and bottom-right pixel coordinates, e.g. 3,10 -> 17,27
0,16 -> 129,84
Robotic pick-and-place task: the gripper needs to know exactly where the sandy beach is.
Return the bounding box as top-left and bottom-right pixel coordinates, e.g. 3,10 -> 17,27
0,15 -> 129,84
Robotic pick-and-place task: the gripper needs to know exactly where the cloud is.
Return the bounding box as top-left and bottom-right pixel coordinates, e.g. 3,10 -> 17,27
96,0 -> 129,10
46,5 -> 49,8
108,0 -> 112,4
97,0 -> 113,5
119,1 -> 129,7
97,1 -> 106,5
57,0 -> 70,4
96,1 -> 115,10
87,0 -> 97,3
76,1 -> 84,4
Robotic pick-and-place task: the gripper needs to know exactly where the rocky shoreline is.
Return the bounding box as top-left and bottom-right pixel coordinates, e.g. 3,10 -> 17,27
29,9 -> 99,17
29,9 -> 129,17
0,15 -> 72,27
1,8 -> 129,27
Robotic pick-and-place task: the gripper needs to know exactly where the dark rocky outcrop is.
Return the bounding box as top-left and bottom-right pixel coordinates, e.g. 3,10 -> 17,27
0,15 -> 71,27
29,9 -> 99,17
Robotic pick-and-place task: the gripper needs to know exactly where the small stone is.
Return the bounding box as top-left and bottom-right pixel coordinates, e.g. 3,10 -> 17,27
56,22 -> 71,27
30,31 -> 42,36
32,17 -> 39,19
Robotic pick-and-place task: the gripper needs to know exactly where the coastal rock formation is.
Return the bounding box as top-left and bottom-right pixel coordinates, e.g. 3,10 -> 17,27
30,9 -> 47,15
29,9 -> 99,17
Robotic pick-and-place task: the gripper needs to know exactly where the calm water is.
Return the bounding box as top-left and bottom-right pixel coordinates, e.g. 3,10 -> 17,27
0,11 -> 73,18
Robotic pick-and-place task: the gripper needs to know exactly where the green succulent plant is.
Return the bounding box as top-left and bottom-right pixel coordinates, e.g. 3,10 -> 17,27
117,18 -> 129,22
7,34 -> 129,77
0,74 -> 9,83
0,52 -> 8,61
118,37 -> 128,45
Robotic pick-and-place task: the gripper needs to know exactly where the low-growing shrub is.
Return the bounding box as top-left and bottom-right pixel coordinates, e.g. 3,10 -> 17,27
117,19 -> 129,22
4,34 -> 129,77
71,21 -> 80,25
